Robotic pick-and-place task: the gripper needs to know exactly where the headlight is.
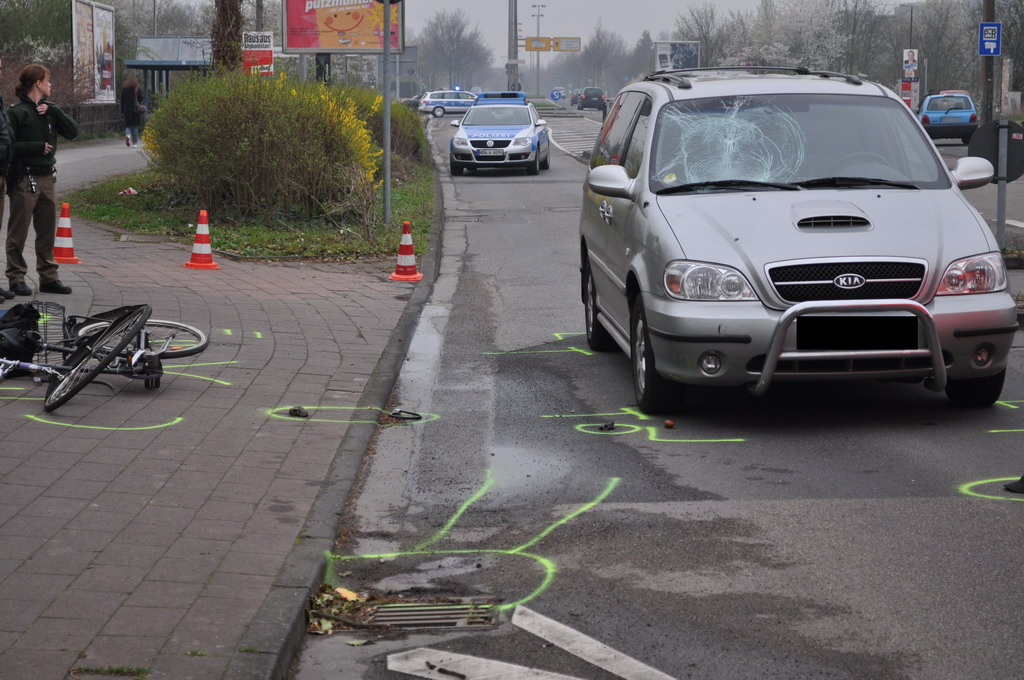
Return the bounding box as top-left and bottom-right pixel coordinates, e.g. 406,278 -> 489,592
936,253 -> 1007,295
452,137 -> 471,148
513,135 -> 533,146
664,262 -> 758,301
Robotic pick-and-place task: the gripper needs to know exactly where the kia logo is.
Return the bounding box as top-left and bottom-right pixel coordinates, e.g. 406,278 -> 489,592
486,140 -> 495,147
834,274 -> 866,289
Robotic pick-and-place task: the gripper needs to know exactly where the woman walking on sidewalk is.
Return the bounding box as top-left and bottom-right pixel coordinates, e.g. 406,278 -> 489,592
120,74 -> 143,147
6,63 -> 79,296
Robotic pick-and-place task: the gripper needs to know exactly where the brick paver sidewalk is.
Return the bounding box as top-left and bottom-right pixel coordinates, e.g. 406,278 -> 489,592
0,214 -> 422,678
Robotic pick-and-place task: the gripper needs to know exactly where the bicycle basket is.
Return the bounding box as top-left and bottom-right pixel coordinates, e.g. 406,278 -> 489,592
28,301 -> 66,363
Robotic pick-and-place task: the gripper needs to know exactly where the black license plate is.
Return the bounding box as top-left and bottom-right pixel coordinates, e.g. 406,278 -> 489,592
797,316 -> 918,350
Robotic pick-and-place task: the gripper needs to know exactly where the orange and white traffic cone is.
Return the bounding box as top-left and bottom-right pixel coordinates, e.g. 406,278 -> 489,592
54,203 -> 81,264
388,221 -> 423,282
183,210 -> 220,270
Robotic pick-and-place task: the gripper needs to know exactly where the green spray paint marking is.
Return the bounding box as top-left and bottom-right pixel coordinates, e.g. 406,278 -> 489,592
267,405 -> 440,425
543,407 -> 745,443
553,333 -> 584,341
254,331 -> 263,339
222,329 -> 233,336
483,333 -> 593,356
327,476 -> 620,611
996,400 -> 1024,409
26,415 -> 184,430
161,372 -> 232,385
958,477 -> 1024,501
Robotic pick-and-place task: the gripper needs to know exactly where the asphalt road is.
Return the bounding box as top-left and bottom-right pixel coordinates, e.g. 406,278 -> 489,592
291,116 -> 1024,680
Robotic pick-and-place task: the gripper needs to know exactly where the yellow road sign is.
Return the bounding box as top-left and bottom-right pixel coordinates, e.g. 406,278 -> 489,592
552,37 -> 581,51
525,37 -> 551,51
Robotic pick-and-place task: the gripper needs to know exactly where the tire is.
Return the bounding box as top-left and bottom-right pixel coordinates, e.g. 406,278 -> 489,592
961,134 -> 972,145
945,369 -> 1005,407
584,264 -> 616,352
450,159 -> 463,176
74,319 -> 208,359
630,297 -> 680,414
540,145 -> 550,170
44,305 -> 151,411
527,153 -> 540,176
432,106 -> 445,118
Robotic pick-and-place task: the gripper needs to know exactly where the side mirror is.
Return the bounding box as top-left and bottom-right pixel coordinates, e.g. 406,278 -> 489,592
586,164 -> 634,199
951,156 -> 993,190
535,119 -> 547,127
450,119 -> 460,127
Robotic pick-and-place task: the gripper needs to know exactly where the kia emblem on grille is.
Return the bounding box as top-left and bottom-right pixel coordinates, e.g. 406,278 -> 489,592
834,273 -> 866,289
486,140 -> 495,147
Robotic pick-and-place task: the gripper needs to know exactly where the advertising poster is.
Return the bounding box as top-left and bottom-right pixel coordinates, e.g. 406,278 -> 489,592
654,41 -> 700,70
93,4 -> 115,101
283,0 -> 404,53
243,32 -> 275,75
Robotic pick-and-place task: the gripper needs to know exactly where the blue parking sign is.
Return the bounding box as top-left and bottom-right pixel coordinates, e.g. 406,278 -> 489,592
979,22 -> 1001,56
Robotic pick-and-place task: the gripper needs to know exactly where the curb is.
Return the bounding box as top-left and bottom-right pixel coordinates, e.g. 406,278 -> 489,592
224,125 -> 445,679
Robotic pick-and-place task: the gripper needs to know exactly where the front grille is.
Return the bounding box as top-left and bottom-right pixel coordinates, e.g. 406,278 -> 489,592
746,351 -> 952,374
470,139 -> 511,149
768,261 -> 925,303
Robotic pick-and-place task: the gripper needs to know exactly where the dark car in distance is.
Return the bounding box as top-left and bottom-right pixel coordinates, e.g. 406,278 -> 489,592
578,87 -> 606,111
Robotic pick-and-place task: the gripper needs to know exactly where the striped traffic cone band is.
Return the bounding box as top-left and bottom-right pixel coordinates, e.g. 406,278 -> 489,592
184,210 -> 221,270
389,221 -> 423,282
54,203 -> 81,264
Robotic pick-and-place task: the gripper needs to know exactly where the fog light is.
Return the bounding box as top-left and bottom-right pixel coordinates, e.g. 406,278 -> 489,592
973,345 -> 993,367
699,352 -> 723,375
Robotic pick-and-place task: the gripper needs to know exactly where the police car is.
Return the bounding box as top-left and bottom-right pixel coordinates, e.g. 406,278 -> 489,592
448,103 -> 551,175
418,90 -> 477,117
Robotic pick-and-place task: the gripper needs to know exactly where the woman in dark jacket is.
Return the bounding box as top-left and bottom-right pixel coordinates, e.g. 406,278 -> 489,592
120,74 -> 143,147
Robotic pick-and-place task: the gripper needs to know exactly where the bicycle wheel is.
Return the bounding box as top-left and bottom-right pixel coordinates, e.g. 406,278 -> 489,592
74,319 -> 208,358
43,305 -> 151,412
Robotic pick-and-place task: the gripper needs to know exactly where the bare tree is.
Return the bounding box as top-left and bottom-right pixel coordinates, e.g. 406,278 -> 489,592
418,10 -> 493,90
212,0 -> 243,71
581,21 -> 626,90
674,4 -> 728,67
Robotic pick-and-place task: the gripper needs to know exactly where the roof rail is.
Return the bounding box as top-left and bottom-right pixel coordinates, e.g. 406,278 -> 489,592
643,66 -> 862,86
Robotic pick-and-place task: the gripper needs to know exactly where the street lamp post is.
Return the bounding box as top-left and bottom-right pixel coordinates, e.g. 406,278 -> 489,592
532,3 -> 545,96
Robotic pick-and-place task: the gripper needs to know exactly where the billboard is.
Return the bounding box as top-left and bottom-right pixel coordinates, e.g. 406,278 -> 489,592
654,41 -> 700,70
282,0 -> 405,54
243,32 -> 275,75
72,0 -> 116,102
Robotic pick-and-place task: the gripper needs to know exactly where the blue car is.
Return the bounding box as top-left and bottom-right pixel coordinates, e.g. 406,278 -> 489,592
918,93 -> 978,145
449,103 -> 551,176
419,90 -> 477,117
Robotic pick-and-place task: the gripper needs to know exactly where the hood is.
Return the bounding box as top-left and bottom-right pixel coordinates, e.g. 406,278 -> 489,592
459,125 -> 531,140
655,189 -> 996,275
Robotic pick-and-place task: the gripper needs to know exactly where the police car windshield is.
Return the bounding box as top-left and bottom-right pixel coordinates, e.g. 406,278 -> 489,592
462,107 -> 532,126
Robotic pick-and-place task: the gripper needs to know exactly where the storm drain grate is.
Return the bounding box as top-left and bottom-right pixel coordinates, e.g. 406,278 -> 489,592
369,602 -> 497,629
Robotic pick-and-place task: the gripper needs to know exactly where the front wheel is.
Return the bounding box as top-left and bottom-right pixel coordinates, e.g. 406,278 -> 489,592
631,297 -> 680,414
74,319 -> 208,358
526,153 -> 540,176
540,146 -> 550,170
584,264 -> 616,352
432,106 -> 445,118
450,159 -> 463,176
44,305 -> 151,411
945,369 -> 1005,407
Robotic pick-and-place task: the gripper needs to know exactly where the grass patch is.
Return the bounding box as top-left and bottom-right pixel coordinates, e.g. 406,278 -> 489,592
71,667 -> 150,679
239,645 -> 260,653
64,160 -> 436,261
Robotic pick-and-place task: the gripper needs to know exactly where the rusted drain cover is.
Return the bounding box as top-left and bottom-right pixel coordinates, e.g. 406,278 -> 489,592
369,602 -> 496,629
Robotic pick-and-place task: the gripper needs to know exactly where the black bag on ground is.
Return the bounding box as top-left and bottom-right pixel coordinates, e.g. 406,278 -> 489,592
0,304 -> 42,369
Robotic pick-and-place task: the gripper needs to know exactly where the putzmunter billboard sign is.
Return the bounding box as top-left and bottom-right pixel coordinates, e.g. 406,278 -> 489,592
282,0 -> 405,54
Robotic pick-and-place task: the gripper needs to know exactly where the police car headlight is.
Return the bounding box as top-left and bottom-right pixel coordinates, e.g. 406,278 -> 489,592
513,136 -> 532,146
936,253 -> 1007,295
665,261 -> 758,301
453,137 -> 471,148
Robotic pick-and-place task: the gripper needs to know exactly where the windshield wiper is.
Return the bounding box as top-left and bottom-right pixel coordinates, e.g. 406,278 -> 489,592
655,179 -> 801,195
796,176 -> 919,190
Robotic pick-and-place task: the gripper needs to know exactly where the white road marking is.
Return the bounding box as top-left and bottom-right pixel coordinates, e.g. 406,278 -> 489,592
387,648 -> 585,679
512,606 -> 677,680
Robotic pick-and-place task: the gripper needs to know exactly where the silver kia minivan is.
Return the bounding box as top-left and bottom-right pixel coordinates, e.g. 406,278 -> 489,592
579,67 -> 1015,413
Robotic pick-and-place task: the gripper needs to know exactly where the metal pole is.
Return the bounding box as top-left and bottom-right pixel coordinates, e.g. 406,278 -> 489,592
382,6 -> 392,224
981,0 -> 995,123
996,119 -> 1008,249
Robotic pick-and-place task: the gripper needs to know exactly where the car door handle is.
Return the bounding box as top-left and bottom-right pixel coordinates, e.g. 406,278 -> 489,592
599,200 -> 613,225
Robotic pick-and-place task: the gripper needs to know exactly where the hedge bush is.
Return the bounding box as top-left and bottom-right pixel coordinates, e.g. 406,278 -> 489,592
143,71 -> 381,226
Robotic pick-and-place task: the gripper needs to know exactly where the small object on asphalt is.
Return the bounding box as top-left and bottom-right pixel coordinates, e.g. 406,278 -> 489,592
600,421 -> 615,431
664,419 -> 676,429
389,409 -> 423,420
289,406 -> 310,418
1005,476 -> 1024,494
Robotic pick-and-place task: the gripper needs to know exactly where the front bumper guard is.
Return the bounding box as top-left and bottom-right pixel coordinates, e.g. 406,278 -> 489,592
751,299 -> 946,396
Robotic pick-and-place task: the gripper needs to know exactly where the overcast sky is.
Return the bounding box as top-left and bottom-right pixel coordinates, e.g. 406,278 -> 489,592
405,0 -> 761,66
